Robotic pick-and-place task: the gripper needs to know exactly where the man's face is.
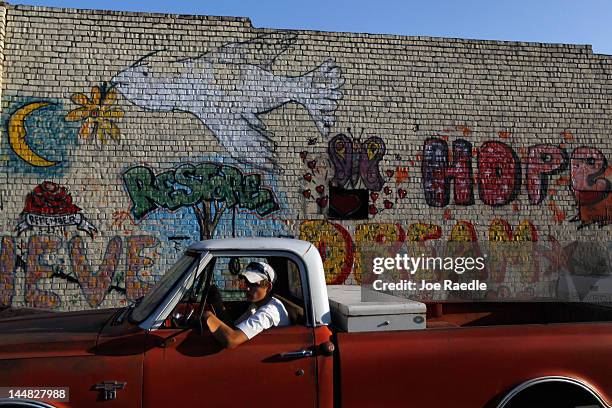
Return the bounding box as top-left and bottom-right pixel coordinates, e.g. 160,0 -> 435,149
243,279 -> 271,303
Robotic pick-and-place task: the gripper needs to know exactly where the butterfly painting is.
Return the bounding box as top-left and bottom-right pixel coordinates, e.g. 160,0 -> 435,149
328,133 -> 386,191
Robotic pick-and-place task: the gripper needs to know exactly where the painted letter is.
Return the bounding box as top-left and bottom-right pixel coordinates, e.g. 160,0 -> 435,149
478,141 -> 521,206
25,235 -> 62,308
126,235 -> 159,301
69,236 -> 122,307
526,144 -> 568,204
422,138 -> 474,207
299,220 -> 353,285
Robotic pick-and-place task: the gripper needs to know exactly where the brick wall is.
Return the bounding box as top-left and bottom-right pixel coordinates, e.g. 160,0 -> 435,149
0,3 -> 610,310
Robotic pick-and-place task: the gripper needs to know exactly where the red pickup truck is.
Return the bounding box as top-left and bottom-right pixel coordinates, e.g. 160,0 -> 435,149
1,238 -> 611,408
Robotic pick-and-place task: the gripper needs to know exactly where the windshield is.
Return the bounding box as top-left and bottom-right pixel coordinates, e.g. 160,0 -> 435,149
130,252 -> 200,323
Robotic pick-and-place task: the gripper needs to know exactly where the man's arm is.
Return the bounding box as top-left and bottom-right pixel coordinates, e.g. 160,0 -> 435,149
203,311 -> 248,349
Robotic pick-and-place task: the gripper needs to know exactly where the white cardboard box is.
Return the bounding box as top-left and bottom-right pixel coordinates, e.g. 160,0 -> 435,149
326,285 -> 426,332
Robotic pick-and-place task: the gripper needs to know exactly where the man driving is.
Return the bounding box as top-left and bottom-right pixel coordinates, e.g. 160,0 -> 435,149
204,261 -> 290,348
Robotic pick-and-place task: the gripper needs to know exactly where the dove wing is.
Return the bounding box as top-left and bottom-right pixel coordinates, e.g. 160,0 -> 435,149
206,32 -> 297,70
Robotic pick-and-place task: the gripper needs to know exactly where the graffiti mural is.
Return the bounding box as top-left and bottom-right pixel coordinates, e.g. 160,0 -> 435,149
112,33 -> 344,172
15,181 -> 97,238
297,219 -> 583,289
125,235 -> 159,301
299,151 -> 333,212
449,221 -> 477,242
0,19 -> 609,313
299,219 -> 550,285
123,161 -> 281,240
8,102 -> 61,167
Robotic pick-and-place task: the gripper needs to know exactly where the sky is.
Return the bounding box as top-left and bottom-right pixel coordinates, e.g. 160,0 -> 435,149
12,0 -> 612,55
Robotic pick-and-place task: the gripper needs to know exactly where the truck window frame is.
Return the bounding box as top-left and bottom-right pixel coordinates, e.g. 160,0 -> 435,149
139,249 -> 314,331
206,250 -> 315,328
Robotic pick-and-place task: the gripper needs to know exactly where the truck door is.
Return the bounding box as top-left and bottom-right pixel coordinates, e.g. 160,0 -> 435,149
142,254 -> 318,408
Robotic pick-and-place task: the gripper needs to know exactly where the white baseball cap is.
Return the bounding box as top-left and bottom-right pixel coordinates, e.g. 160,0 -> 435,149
239,261 -> 276,285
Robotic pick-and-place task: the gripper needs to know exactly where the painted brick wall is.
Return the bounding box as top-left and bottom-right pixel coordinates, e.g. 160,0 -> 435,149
0,3 -> 610,310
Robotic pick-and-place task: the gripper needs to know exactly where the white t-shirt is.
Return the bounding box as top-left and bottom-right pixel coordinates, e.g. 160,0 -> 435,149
235,297 -> 290,339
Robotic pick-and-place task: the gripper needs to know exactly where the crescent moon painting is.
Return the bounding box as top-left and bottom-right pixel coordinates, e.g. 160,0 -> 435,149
7,101 -> 61,167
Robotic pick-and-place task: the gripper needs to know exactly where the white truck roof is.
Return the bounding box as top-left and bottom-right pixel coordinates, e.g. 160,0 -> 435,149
188,237 -> 313,255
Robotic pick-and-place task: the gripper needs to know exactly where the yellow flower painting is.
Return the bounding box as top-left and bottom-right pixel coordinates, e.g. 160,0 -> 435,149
65,84 -> 124,145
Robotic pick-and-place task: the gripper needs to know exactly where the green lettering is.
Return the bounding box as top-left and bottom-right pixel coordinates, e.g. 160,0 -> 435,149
154,171 -> 180,210
174,164 -> 202,206
123,166 -> 159,219
194,163 -> 220,202
216,165 -> 243,208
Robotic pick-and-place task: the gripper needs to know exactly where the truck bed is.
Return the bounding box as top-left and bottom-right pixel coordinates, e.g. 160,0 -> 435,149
334,319 -> 612,408
426,301 -> 612,327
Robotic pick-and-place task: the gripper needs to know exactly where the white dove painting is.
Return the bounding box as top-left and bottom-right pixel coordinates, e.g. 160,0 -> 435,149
112,32 -> 345,172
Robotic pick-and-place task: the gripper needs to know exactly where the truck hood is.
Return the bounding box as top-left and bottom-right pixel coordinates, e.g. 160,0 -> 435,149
0,308 -> 118,359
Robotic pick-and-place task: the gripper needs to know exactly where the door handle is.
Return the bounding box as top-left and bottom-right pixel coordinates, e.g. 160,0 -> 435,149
279,349 -> 314,359
94,381 -> 126,401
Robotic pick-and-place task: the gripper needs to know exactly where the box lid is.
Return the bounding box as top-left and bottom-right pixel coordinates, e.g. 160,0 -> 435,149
326,285 -> 426,316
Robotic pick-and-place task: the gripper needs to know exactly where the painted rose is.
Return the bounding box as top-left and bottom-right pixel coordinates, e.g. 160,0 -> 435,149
23,181 -> 81,215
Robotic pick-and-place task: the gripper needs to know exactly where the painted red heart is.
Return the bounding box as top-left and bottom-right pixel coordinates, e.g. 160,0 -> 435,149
330,191 -> 363,217
300,151 -> 308,160
307,160 -> 317,170
384,200 -> 393,209
302,189 -> 311,198
384,186 -> 392,195
304,173 -> 313,182
386,169 -> 394,178
398,188 -> 407,199
370,192 -> 379,202
316,196 -> 328,208
368,204 -> 378,215
316,185 -> 325,194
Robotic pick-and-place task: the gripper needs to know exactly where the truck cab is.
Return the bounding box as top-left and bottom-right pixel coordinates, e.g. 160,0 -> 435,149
129,237 -> 334,408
